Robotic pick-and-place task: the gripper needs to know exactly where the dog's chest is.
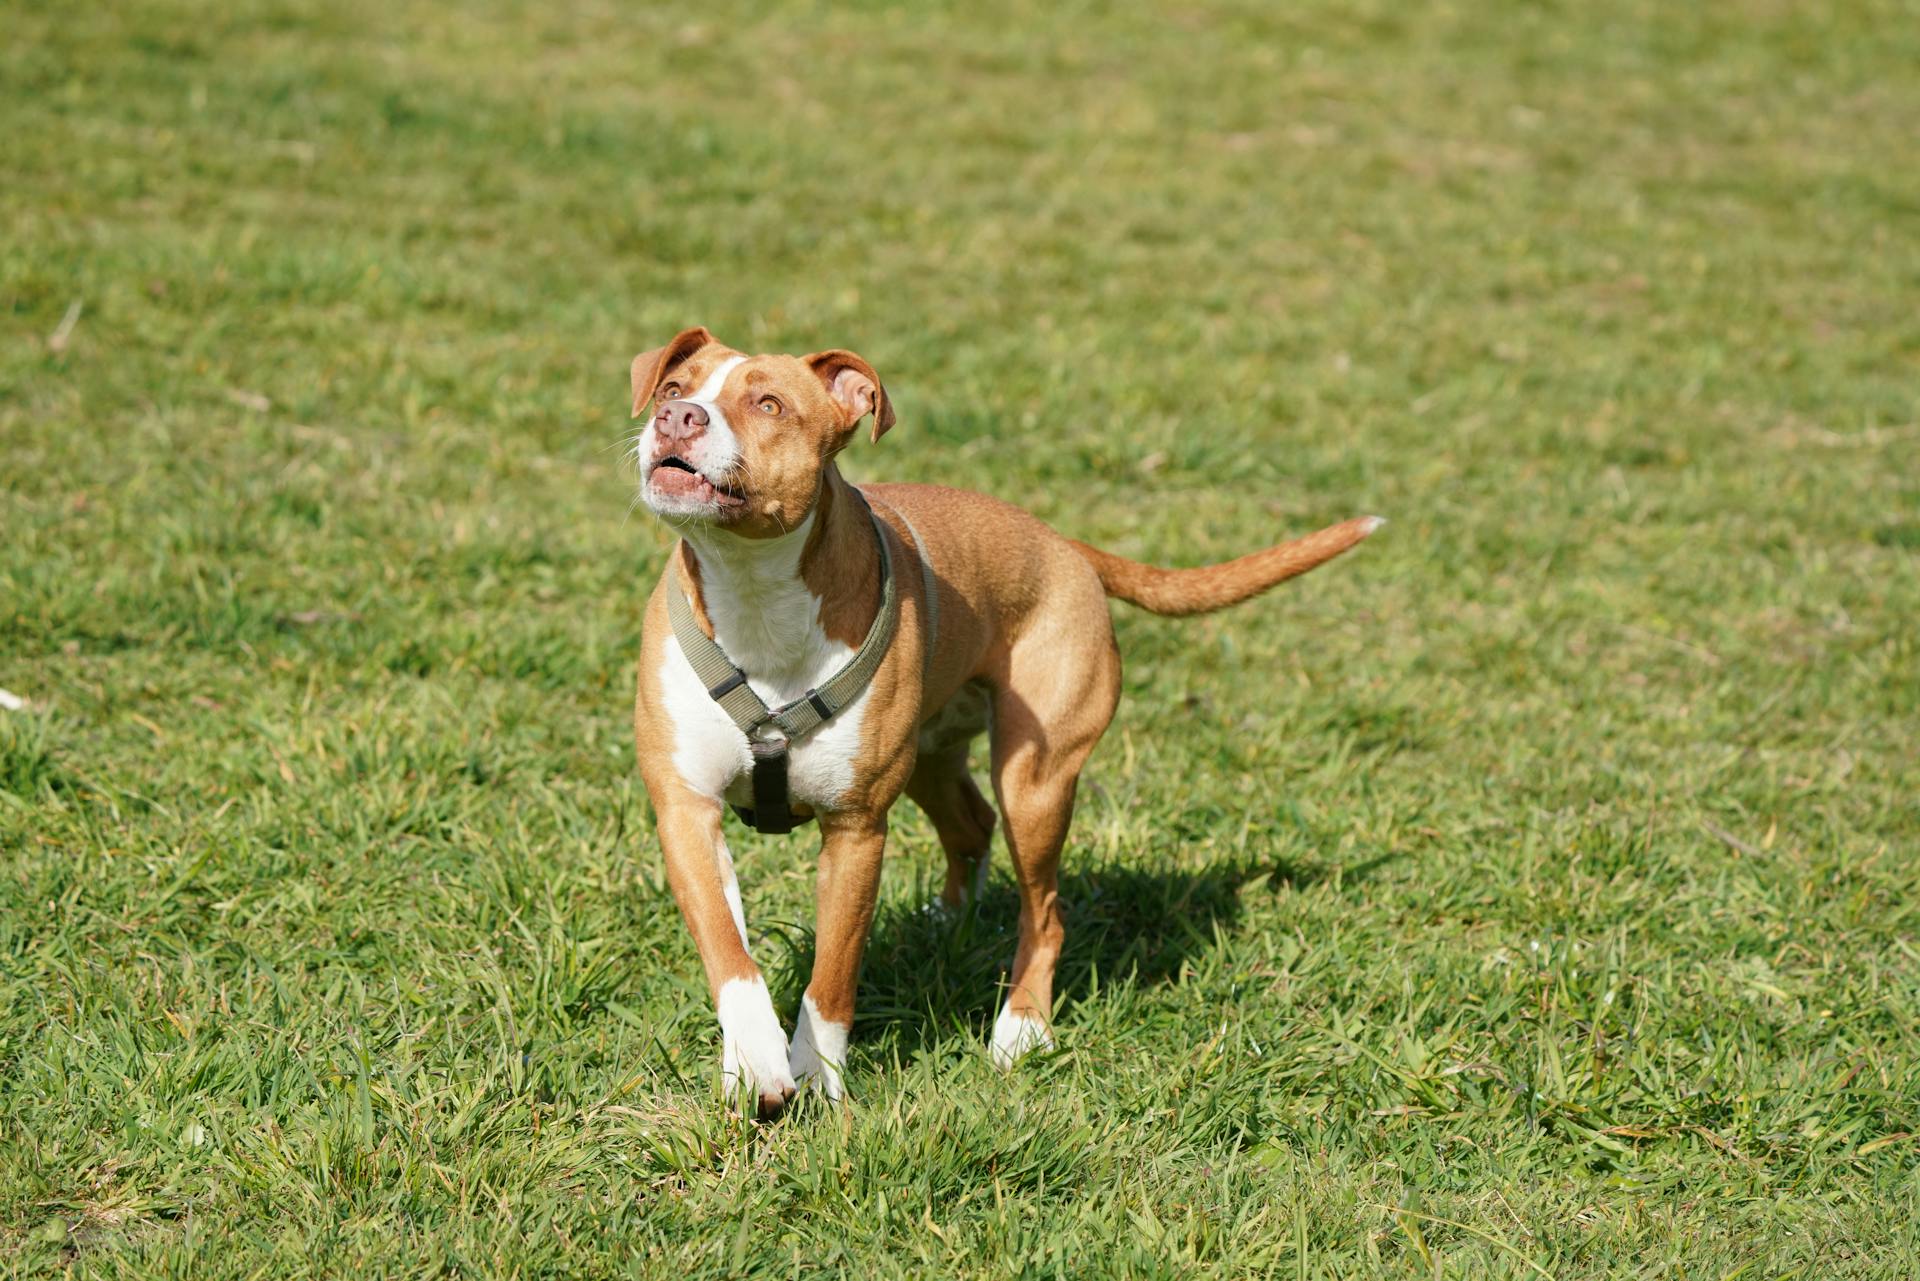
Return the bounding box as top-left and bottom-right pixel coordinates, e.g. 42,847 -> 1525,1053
655,577 -> 870,810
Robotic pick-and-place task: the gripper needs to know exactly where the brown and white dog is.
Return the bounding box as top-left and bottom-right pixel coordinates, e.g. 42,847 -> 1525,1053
629,327 -> 1379,1117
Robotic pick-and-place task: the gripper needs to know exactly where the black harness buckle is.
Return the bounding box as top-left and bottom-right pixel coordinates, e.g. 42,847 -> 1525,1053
733,731 -> 797,835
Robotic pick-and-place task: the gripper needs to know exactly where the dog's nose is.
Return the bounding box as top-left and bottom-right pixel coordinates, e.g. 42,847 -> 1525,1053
654,399 -> 709,445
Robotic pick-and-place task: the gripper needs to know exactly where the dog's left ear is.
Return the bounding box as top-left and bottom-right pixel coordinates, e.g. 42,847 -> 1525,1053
804,349 -> 895,443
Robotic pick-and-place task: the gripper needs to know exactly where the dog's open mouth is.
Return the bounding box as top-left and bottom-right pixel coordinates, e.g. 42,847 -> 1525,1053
649,455 -> 746,507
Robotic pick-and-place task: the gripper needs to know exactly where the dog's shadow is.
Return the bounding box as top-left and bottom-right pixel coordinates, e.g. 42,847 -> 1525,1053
765,849 -> 1399,1058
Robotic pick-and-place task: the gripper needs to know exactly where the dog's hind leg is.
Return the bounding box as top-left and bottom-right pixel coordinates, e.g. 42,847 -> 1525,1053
906,748 -> 997,908
985,623 -> 1121,1069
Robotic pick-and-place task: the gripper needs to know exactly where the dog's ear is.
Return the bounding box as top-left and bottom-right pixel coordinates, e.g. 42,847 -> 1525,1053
630,327 -> 716,417
804,349 -> 895,443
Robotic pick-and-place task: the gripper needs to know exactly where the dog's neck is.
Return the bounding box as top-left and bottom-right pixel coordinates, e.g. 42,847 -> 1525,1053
675,467 -> 879,682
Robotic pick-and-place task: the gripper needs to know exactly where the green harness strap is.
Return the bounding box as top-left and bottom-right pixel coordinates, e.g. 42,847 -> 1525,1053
666,490 -> 904,834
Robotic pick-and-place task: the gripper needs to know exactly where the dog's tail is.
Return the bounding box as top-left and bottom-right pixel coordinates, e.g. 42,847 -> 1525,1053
1069,516 -> 1383,617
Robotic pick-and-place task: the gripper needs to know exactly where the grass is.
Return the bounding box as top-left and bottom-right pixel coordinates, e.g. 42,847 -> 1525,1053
3,0 -> 1918,1274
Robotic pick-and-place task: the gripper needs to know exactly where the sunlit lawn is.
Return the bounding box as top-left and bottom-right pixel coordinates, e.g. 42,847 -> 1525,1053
4,0 -> 1918,1274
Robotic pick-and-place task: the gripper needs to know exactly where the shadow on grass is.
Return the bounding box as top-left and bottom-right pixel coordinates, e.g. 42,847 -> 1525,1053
778,848 -> 1401,1057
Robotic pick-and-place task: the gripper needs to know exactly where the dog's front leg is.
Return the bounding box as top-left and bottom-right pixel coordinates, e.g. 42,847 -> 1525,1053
788,810 -> 888,1102
652,792 -> 796,1118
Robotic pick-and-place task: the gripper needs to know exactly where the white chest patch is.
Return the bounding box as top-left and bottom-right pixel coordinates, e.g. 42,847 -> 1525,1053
656,514 -> 871,812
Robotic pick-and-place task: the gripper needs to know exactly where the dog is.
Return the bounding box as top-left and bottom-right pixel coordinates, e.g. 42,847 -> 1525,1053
629,327 -> 1380,1117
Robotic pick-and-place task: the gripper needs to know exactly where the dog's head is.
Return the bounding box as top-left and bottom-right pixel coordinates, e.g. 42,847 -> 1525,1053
629,327 -> 894,536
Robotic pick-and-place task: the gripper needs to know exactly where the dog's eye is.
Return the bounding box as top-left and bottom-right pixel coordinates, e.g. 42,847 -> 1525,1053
758,397 -> 782,416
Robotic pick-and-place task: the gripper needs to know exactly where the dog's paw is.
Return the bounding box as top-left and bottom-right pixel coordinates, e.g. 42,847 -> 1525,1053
989,1004 -> 1054,1071
718,977 -> 796,1118
787,994 -> 849,1102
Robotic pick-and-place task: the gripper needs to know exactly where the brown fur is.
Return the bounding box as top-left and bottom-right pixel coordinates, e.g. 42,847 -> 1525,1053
1068,516 -> 1380,616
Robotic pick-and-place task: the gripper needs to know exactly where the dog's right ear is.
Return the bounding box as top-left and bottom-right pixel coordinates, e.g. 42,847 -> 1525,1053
630,327 -> 716,417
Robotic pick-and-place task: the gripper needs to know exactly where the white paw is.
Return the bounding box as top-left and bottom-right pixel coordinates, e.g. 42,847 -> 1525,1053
717,977 -> 796,1115
787,994 -> 849,1102
989,1004 -> 1054,1070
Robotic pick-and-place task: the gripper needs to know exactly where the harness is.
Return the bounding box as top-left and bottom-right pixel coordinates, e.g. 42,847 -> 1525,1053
666,490 -> 934,834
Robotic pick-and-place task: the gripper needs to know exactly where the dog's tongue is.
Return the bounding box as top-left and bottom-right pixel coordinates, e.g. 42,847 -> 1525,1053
651,467 -> 714,499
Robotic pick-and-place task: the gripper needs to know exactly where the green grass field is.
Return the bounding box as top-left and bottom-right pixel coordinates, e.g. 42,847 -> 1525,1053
5,0 -> 1919,1274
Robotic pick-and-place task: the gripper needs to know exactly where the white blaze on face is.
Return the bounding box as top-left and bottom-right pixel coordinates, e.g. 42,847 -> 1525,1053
788,993 -> 850,1101
637,354 -> 748,516
678,354 -> 746,472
